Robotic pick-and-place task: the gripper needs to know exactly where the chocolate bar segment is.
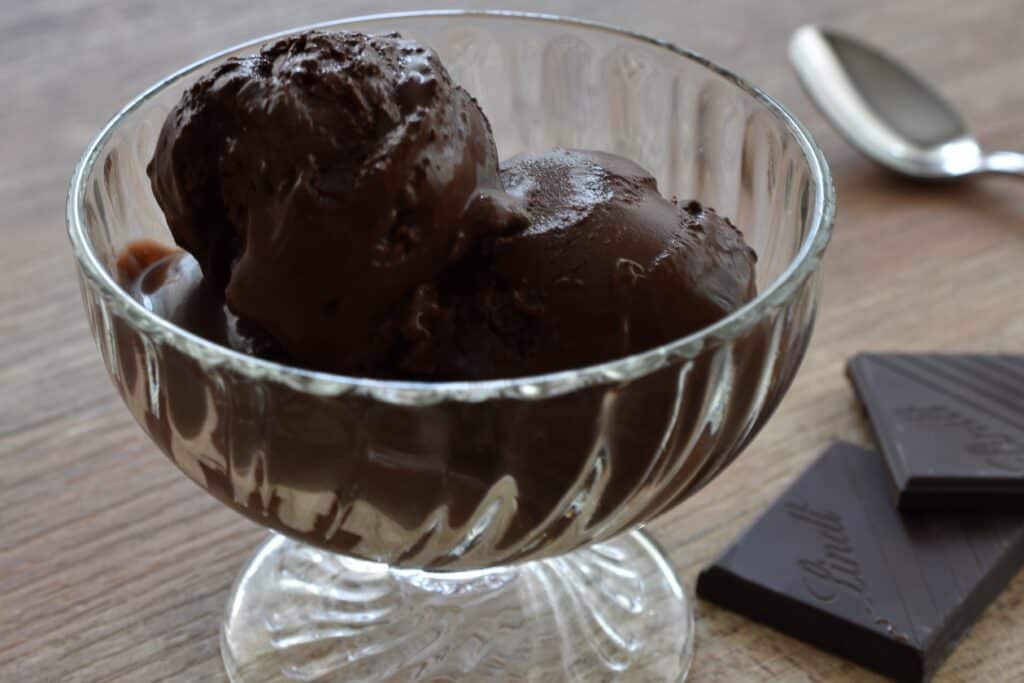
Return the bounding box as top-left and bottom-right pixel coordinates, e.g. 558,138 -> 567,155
848,353 -> 1024,509
696,442 -> 1024,682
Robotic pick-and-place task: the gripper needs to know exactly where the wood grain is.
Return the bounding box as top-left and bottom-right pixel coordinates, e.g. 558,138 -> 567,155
2,0 -> 1023,680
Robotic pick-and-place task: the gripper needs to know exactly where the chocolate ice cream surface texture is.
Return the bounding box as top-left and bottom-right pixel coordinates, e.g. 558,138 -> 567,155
140,30 -> 757,381
405,148 -> 757,379
147,30 -> 527,375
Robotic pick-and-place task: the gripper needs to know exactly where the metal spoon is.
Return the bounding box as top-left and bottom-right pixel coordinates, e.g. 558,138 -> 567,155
789,25 -> 1024,179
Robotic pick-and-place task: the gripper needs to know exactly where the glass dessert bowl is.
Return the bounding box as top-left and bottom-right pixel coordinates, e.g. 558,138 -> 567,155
67,11 -> 834,683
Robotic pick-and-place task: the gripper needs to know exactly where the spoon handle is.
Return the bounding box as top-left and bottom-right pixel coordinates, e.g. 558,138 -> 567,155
983,151 -> 1024,177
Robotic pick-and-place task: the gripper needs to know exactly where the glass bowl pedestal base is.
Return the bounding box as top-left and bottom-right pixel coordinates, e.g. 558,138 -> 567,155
222,531 -> 693,682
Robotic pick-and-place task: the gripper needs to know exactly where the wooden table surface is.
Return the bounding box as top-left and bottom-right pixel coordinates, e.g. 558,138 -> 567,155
3,0 -> 1023,680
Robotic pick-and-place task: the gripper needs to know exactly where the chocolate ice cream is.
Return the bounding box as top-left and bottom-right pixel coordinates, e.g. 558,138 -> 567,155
112,29 -> 771,564
403,149 -> 757,379
148,31 -> 527,375
141,30 -> 757,380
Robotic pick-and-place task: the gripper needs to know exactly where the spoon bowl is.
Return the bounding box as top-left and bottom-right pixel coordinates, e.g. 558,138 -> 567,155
790,25 -> 1024,179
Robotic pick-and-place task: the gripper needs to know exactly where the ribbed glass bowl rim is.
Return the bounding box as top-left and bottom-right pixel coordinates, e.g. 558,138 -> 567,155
66,9 -> 835,405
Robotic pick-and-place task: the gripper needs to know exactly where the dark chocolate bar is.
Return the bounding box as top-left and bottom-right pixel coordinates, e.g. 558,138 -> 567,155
696,442 -> 1024,682
848,353 -> 1024,509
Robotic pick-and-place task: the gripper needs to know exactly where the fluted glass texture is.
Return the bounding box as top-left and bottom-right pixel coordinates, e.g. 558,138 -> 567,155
68,12 -> 834,572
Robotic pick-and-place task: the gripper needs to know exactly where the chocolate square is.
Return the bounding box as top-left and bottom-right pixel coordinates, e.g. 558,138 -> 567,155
696,442 -> 1024,682
848,353 -> 1024,509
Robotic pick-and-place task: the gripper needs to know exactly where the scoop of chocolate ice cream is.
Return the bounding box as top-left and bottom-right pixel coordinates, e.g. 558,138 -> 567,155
402,149 -> 758,379
148,31 -> 527,374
